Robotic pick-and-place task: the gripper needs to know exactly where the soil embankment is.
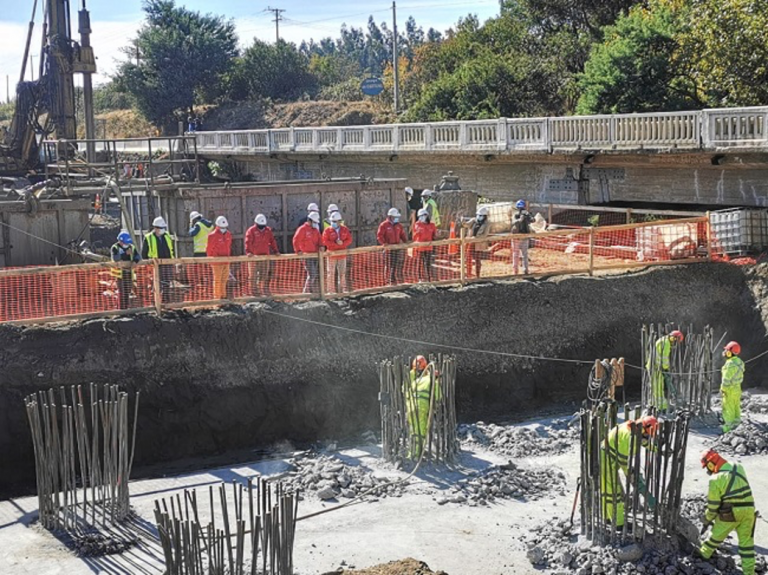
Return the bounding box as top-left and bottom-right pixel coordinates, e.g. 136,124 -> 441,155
1,262 -> 767,497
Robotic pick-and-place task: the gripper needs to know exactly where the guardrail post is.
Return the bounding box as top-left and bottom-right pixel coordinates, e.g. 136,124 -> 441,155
152,259 -> 163,316
425,124 -> 434,151
289,127 -> 296,151
588,227 -> 595,276
392,125 -> 400,152
706,211 -> 713,260
363,126 -> 372,150
498,118 -> 508,151
459,228 -> 466,286
318,251 -> 326,300
459,123 -> 468,148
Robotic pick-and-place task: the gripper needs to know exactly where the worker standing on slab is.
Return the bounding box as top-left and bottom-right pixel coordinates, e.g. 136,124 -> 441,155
377,208 -> 408,285
245,214 -> 279,297
699,449 -> 756,575
509,199 -> 532,275
142,216 -> 175,302
412,208 -> 437,282
462,206 -> 491,278
207,216 -> 232,301
111,232 -> 140,310
646,330 -> 684,411
421,189 -> 441,228
721,341 -> 745,433
600,416 -> 658,528
322,211 -> 353,293
293,211 -> 323,293
404,355 -> 441,459
189,211 -> 214,257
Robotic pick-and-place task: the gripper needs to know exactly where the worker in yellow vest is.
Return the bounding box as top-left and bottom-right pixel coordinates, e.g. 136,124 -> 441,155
403,355 -> 441,459
646,330 -> 684,410
720,341 -> 746,433
421,189 -> 441,228
189,211 -> 214,257
142,216 -> 175,302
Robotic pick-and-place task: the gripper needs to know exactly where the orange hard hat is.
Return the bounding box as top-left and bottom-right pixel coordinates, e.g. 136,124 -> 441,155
701,449 -> 727,473
638,415 -> 658,437
724,341 -> 741,355
413,355 -> 428,371
669,330 -> 684,343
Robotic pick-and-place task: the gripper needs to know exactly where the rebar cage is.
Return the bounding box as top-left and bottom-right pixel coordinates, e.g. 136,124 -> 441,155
579,403 -> 691,546
378,354 -> 459,465
641,324 -> 717,416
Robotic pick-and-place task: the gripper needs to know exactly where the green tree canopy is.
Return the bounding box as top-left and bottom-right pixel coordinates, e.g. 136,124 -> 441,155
237,40 -> 317,101
115,0 -> 237,128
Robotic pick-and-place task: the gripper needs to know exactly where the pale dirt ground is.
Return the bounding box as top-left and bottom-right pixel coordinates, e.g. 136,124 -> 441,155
1,394 -> 767,575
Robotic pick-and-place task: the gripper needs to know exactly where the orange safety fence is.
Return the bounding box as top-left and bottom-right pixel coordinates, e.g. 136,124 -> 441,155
0,216 -> 717,324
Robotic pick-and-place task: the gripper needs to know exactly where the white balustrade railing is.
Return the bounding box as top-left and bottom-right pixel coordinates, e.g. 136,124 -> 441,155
194,107 -> 768,155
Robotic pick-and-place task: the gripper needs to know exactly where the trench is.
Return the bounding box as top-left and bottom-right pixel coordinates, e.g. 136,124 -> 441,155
1,262 -> 768,498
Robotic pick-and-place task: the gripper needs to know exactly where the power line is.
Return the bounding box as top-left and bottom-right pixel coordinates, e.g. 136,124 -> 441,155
266,6 -> 286,42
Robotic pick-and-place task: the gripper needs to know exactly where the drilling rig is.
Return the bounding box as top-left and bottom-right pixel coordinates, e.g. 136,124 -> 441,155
0,0 -> 97,175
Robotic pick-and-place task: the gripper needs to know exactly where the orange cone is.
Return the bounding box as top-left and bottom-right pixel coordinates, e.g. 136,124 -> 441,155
448,221 -> 458,255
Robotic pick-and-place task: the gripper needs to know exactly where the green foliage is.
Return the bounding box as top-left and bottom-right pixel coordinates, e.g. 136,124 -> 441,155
115,0 -> 238,127
0,101 -> 14,125
318,77 -> 366,102
93,81 -> 134,113
576,4 -> 699,114
237,40 -> 317,101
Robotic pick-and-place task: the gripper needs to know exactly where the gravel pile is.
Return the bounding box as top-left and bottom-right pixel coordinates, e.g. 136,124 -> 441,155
524,518 -> 766,575
68,531 -> 139,557
712,421 -> 768,456
458,418 -> 578,458
282,453 -> 404,501
680,494 -> 708,531
436,462 -> 566,506
711,391 -> 768,414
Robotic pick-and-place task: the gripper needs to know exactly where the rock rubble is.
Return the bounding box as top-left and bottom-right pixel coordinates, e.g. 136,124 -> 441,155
458,418 -> 578,458
712,421 -> 768,456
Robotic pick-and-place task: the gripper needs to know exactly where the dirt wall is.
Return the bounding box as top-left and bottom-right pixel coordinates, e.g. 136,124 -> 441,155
1,262 -> 767,497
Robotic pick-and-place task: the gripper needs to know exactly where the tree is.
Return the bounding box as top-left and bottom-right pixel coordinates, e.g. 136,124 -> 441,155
115,0 -> 237,128
239,39 -> 317,101
576,3 -> 700,114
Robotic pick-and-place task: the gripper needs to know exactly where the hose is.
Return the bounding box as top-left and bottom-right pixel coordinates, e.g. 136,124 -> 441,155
587,359 -> 615,404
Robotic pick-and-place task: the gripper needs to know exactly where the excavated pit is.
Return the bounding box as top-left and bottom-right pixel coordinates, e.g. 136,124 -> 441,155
2,262 -> 768,498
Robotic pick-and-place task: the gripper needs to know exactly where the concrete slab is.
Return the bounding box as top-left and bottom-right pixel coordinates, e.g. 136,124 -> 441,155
1,399 -> 767,575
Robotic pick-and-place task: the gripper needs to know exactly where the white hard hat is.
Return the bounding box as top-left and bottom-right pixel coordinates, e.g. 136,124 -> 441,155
387,207 -> 401,218
216,216 -> 229,228
327,203 -> 339,214
477,206 -> 489,216
422,189 -> 433,197
255,214 -> 267,226
417,208 -> 429,217
330,211 -> 343,222
307,202 -> 319,212
405,187 -> 414,196
152,216 -> 167,228
308,212 -> 321,223
189,211 -> 201,222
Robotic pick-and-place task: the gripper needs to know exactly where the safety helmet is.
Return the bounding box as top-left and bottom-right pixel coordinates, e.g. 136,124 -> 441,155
117,231 -> 133,245
255,214 -> 267,226
701,449 -> 727,474
329,211 -> 342,223
422,189 -> 433,197
189,210 -> 202,222
724,341 -> 741,355
215,216 -> 228,228
669,330 -> 684,343
413,355 -> 428,371
307,202 -> 319,213
638,415 -> 658,438
387,208 -> 401,218
405,187 -> 414,197
417,208 -> 429,217
327,203 -> 339,214
152,216 -> 167,229
515,200 -> 526,210
477,206 -> 489,217
308,212 -> 321,223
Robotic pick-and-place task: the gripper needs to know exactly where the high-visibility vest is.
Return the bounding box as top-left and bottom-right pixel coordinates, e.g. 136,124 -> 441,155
192,221 -> 214,254
144,232 -> 175,259
423,198 -> 441,227
705,462 -> 754,522
721,357 -> 745,389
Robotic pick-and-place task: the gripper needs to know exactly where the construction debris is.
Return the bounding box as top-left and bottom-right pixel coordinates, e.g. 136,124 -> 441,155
320,557 -> 449,575
458,419 -> 578,458
282,454 -> 405,500
68,531 -> 139,557
712,421 -> 768,456
711,391 -> 768,414
436,462 -> 566,506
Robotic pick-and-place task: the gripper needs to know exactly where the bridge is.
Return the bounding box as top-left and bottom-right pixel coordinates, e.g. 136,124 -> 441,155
193,107 -> 768,208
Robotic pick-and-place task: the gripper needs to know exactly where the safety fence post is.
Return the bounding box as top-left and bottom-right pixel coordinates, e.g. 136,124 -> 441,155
152,259 -> 162,316
626,208 -> 633,225
459,228 -> 466,286
318,251 -> 326,300
705,211 -> 713,260
588,227 -> 595,276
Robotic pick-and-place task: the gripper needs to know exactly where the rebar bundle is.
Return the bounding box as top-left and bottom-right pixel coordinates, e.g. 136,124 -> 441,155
579,403 -> 691,546
378,354 -> 459,465
642,324 -> 719,415
24,384 -> 139,532
154,478 -> 298,575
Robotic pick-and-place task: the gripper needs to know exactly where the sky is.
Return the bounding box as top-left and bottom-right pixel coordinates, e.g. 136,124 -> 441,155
0,0 -> 501,99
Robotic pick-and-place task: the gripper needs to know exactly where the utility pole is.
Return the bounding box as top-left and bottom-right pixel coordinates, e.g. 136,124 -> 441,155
6,76 -> 9,103
266,7 -> 286,42
392,1 -> 399,114
30,55 -> 35,81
